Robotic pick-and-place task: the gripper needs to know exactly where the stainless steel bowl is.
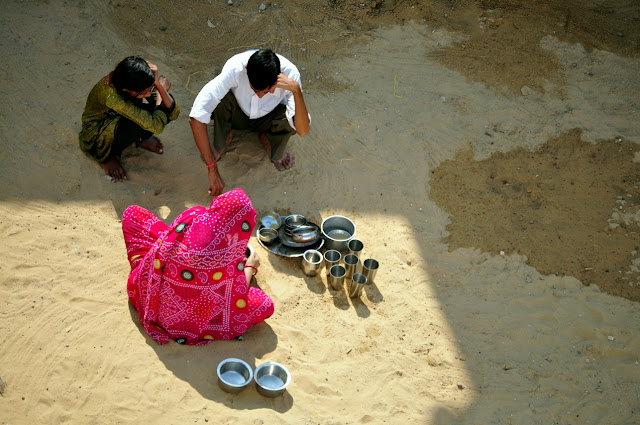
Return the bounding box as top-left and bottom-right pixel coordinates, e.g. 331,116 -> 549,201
217,358 -> 253,393
321,215 -> 356,251
254,362 -> 291,397
284,214 -> 307,230
292,225 -> 319,243
260,211 -> 282,230
258,227 -> 279,244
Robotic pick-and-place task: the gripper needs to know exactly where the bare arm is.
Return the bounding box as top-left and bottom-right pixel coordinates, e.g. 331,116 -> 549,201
275,73 -> 310,137
244,249 -> 261,283
189,117 -> 225,197
146,62 -> 174,110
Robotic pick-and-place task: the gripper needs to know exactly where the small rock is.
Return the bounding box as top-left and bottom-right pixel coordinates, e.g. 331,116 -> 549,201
520,85 -> 533,96
258,3 -> 266,11
617,31 -> 624,37
207,19 -> 215,28
407,260 -> 412,266
456,382 -> 465,390
159,23 -> 168,31
608,335 -> 614,341
228,0 -> 233,3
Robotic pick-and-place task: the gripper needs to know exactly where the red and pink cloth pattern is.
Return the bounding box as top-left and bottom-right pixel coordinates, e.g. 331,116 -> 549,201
122,188 -> 274,345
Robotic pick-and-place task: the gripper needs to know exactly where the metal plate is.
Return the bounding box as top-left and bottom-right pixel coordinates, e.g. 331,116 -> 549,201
257,221 -> 324,257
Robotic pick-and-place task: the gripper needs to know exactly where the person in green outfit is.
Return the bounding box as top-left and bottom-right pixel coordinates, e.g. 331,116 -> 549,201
79,56 -> 180,182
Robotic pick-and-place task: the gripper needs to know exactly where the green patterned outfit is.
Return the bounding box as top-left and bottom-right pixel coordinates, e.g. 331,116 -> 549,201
79,79 -> 180,163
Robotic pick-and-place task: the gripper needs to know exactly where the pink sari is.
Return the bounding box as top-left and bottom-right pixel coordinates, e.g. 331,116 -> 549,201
122,188 -> 274,345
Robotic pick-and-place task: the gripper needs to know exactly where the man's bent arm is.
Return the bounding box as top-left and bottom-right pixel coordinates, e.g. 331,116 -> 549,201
291,86 -> 310,137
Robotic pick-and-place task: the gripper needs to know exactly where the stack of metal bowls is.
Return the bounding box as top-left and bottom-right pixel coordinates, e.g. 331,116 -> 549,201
283,214 -> 307,236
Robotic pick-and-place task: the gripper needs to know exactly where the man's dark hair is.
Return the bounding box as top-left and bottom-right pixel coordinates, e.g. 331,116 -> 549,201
247,49 -> 280,91
109,56 -> 155,97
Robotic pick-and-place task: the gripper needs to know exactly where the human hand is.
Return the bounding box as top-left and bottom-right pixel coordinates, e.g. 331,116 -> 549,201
274,73 -> 300,92
146,61 -> 159,81
207,167 -> 225,197
245,249 -> 261,269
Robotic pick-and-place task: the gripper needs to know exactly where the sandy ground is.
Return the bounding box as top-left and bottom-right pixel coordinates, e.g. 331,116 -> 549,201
1,0 -> 639,424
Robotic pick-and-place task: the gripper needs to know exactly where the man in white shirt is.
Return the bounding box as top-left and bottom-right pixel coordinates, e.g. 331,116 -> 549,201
189,49 -> 310,196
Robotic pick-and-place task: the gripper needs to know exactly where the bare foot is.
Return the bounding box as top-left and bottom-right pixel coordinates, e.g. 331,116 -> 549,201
102,156 -> 127,182
273,151 -> 293,171
139,135 -> 163,154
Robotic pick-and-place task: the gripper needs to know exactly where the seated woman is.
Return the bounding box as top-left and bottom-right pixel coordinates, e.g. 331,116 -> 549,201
122,188 -> 274,345
79,56 -> 180,182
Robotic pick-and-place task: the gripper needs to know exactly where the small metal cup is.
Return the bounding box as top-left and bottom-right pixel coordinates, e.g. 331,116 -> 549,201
348,273 -> 367,298
343,253 -> 359,279
348,238 -> 364,257
362,258 -> 379,283
301,249 -> 323,277
324,249 -> 341,275
329,264 -> 346,291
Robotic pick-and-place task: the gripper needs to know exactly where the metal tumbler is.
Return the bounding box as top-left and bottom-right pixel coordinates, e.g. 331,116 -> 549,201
348,273 -> 367,298
362,258 -> 379,283
343,253 -> 359,279
329,264 -> 346,291
324,249 -> 341,275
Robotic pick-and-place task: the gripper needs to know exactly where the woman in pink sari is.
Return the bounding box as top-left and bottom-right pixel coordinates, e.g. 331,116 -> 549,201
122,188 -> 274,345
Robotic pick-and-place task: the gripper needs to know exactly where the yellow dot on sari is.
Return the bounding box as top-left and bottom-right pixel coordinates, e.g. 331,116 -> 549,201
130,254 -> 141,262
212,271 -> 223,281
236,299 -> 247,309
203,335 -> 214,340
153,259 -> 161,269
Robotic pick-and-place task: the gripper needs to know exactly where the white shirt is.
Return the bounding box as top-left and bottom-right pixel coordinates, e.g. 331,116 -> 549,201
189,50 -> 305,130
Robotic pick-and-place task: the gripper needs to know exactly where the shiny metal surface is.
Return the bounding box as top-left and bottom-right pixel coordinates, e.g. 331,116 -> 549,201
348,273 -> 368,298
258,227 -> 279,243
217,358 -> 253,394
292,225 -> 320,243
321,215 -> 357,251
260,211 -> 282,230
254,362 -> 291,397
301,249 -> 323,277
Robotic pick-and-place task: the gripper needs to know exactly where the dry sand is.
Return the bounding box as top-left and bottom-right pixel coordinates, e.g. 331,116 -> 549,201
1,1 -> 639,424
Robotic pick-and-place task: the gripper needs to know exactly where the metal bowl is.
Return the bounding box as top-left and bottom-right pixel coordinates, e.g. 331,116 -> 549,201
217,358 -> 253,394
321,215 -> 356,251
254,362 -> 291,397
260,211 -> 282,230
284,214 -> 307,230
258,227 -> 279,244
292,225 -> 320,243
